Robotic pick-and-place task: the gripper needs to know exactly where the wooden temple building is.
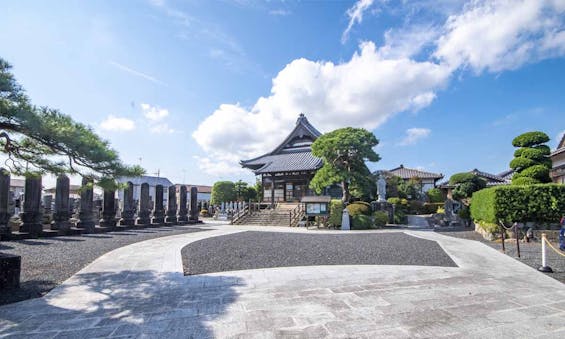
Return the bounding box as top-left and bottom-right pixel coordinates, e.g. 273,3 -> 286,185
240,114 -> 329,205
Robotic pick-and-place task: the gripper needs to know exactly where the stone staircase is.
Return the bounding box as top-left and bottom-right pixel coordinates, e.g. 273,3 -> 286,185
234,203 -> 299,227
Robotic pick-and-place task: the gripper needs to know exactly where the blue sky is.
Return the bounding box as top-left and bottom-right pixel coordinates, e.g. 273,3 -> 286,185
1,0 -> 564,187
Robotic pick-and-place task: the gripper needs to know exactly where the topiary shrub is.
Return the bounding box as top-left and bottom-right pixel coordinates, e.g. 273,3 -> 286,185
373,211 -> 388,227
510,131 -> 551,184
328,199 -> 344,227
351,214 -> 373,229
471,184 -> 565,224
449,173 -> 486,201
346,202 -> 371,216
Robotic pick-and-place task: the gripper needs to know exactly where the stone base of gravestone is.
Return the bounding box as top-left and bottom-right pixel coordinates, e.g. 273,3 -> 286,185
0,221 -> 11,240
51,219 -> 72,234
119,212 -> 135,226
136,211 -> 151,226
19,213 -> 43,237
151,215 -> 165,226
371,201 -> 394,224
165,215 -> 177,224
0,253 -> 21,290
177,214 -> 188,224
99,218 -> 117,229
77,219 -> 96,233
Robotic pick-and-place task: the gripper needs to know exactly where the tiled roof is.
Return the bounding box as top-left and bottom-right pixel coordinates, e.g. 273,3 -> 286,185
438,168 -> 510,187
253,151 -> 323,174
388,165 -> 443,180
117,176 -> 174,187
497,169 -> 515,180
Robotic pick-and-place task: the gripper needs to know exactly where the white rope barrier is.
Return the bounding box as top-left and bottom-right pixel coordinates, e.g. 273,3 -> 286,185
538,233 -> 565,273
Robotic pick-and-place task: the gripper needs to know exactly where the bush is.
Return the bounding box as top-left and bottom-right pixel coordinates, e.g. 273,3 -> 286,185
346,202 -> 371,216
426,188 -> 444,203
510,131 -> 551,184
514,146 -> 550,160
470,184 -> 565,224
449,173 -> 477,185
200,209 -> 208,217
373,211 -> 388,227
509,157 -> 536,170
519,165 -> 550,182
388,197 -> 408,210
351,214 -> 373,229
394,210 -> 407,224
511,176 -> 539,185
328,199 -> 344,227
423,203 -> 443,214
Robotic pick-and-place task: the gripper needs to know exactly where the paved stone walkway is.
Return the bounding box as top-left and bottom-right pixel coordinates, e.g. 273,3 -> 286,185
1,224 -> 565,338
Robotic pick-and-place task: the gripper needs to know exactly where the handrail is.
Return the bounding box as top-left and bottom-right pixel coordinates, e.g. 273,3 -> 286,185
289,203 -> 305,227
230,204 -> 249,225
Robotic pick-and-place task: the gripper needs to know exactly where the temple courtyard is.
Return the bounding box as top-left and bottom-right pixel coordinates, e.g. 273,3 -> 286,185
1,223 -> 565,338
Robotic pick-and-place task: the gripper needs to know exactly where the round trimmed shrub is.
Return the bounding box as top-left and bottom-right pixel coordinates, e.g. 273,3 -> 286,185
346,202 -> 371,216
509,157 -> 536,171
511,176 -> 539,185
373,211 -> 388,227
514,146 -> 550,160
518,165 -> 551,183
351,214 -> 373,229
512,131 -> 550,147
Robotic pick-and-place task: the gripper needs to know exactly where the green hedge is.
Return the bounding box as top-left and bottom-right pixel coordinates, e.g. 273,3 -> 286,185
471,184 -> 565,224
328,199 -> 344,227
352,215 -> 373,229
346,202 -> 371,216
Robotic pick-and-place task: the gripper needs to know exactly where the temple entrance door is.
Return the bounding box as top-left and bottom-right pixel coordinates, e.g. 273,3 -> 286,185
285,183 -> 294,202
293,184 -> 306,201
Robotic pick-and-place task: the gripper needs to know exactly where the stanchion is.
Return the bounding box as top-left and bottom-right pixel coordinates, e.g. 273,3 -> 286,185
514,223 -> 521,258
538,233 -> 553,273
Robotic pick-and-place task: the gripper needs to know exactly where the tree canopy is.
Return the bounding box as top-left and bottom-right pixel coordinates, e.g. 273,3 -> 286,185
234,179 -> 257,201
449,172 -> 486,202
0,58 -> 143,184
310,127 -> 380,203
211,181 -> 236,204
509,131 -> 551,185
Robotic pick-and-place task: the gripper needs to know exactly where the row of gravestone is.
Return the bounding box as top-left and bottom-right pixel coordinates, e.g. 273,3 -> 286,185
0,169 -> 199,240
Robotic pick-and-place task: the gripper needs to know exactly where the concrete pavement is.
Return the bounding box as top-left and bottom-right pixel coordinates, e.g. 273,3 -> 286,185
1,224 -> 564,338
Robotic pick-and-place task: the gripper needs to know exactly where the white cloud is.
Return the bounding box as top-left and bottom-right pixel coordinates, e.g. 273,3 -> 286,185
141,103 -> 169,121
398,128 -> 431,146
100,115 -> 136,131
434,0 -> 565,72
193,155 -> 249,176
192,42 -> 450,172
342,0 -> 375,44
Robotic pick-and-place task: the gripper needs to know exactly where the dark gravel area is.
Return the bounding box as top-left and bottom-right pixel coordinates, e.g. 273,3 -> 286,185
436,228 -> 565,284
0,225 -> 207,305
182,231 -> 457,275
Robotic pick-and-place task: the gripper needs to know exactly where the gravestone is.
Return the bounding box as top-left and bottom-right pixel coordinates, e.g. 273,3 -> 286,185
51,174 -> 71,233
100,189 -> 117,229
0,253 -> 21,290
165,186 -> 177,224
120,181 -> 135,226
0,168 -> 12,240
152,184 -> 165,225
136,183 -> 151,225
189,186 -> 198,222
77,177 -> 96,233
177,185 -> 188,224
20,175 -> 43,236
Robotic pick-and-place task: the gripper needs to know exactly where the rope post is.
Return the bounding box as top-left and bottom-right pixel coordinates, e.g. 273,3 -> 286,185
538,233 -> 554,273
514,223 -> 521,258
500,224 -> 506,253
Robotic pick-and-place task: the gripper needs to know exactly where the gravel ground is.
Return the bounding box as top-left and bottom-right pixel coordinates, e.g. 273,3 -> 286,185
436,228 -> 565,284
182,231 -> 457,275
0,225 -> 206,305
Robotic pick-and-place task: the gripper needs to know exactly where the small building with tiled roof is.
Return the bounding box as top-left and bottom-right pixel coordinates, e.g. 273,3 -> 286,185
551,133 -> 565,184
438,168 -> 511,199
387,165 -> 444,192
241,114 -> 325,204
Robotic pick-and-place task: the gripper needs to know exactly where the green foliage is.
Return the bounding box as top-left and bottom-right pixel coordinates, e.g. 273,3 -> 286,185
449,173 -> 486,201
393,210 -> 407,224
510,131 -> 551,184
512,131 -> 550,147
470,184 -> 565,224
426,188 -> 444,203
385,175 -> 404,198
458,207 -> 470,220
436,206 -> 445,214
373,211 -> 388,227
398,177 -> 422,200
328,199 -> 344,227
351,214 -> 373,229
346,201 -> 371,216
310,127 -> 380,203
234,180 -> 257,201
211,181 -> 236,204
0,58 -> 143,185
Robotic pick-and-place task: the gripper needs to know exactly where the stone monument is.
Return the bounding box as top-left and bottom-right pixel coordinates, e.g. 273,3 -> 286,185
19,175 -> 43,237
100,189 -> 117,229
377,174 -> 387,202
136,183 -> 151,225
152,184 -> 165,225
189,186 -> 198,222
177,185 -> 188,224
0,168 -> 12,240
76,177 -> 96,233
341,208 -> 350,231
51,174 -> 71,233
165,185 -> 177,224
120,181 -> 135,226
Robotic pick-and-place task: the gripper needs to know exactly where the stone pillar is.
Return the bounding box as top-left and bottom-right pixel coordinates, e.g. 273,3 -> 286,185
0,168 -> 12,240
177,185 -> 188,224
51,174 -> 71,233
136,183 -> 151,225
165,186 -> 177,224
271,174 -> 275,208
152,184 -> 165,225
20,175 -> 43,237
189,186 -> 198,221
100,189 -> 117,229
120,181 -> 135,226
77,177 -> 95,233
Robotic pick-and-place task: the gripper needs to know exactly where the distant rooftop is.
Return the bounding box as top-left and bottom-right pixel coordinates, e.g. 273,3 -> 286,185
388,165 -> 444,180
